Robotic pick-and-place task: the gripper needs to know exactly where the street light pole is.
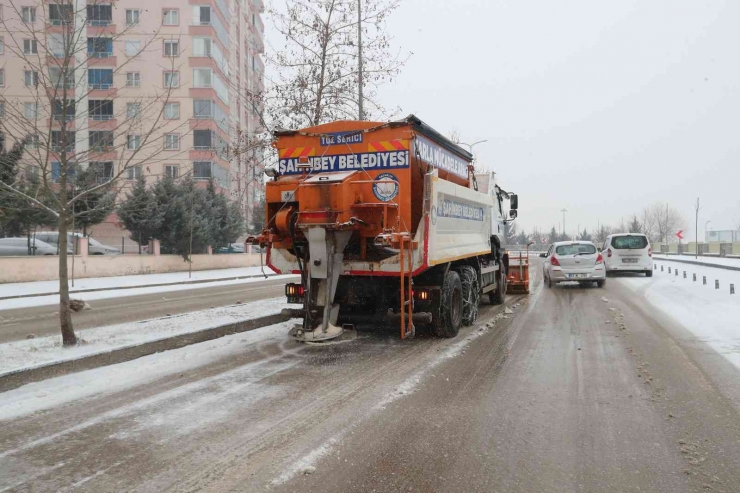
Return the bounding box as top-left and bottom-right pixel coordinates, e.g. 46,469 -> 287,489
357,0 -> 364,120
694,197 -> 700,259
560,208 -> 568,239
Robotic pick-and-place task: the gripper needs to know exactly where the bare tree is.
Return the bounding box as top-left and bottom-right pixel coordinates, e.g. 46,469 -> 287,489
0,1 -> 183,345
265,0 -> 408,128
647,202 -> 686,246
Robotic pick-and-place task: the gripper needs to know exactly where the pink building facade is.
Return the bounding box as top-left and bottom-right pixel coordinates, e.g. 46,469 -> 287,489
0,0 -> 265,227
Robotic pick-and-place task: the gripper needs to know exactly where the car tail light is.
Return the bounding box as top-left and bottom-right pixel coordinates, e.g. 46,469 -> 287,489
607,248 -> 612,258
285,283 -> 305,303
550,255 -> 560,266
596,253 -> 604,264
648,247 -> 652,257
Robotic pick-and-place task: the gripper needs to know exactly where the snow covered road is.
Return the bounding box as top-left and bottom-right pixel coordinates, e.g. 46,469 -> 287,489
3,261 -> 740,492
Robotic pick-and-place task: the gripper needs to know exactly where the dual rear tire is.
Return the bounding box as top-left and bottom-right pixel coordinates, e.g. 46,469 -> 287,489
433,265 -> 496,338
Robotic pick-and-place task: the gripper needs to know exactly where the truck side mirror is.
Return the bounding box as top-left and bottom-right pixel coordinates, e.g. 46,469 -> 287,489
509,210 -> 518,219
509,194 -> 518,210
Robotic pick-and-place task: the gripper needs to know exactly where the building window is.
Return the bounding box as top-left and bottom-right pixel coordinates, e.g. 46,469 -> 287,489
89,100 -> 113,120
163,40 -> 179,57
23,39 -> 37,55
53,100 -> 76,121
0,37 -> 4,54
127,103 -> 141,119
193,130 -> 213,149
49,66 -> 75,88
193,6 -> 211,25
24,71 -> 39,87
87,37 -> 113,58
52,162 -> 78,183
51,130 -> 76,152
193,38 -> 212,57
91,162 -> 114,183
87,5 -> 112,26
22,7 -> 36,23
125,9 -> 140,26
89,131 -> 114,151
127,134 -> 141,150
47,33 -> 65,57
193,161 -> 212,179
164,71 -> 180,88
0,102 -> 5,118
24,102 -> 38,119
163,9 -> 179,26
0,69 -> 4,87
49,4 -> 73,25
164,102 -> 180,119
126,72 -> 140,87
193,100 -> 213,118
193,68 -> 212,88
164,133 -> 180,150
26,134 -> 40,150
125,40 -> 141,57
88,68 -> 113,89
165,165 -> 179,178
126,166 -> 141,180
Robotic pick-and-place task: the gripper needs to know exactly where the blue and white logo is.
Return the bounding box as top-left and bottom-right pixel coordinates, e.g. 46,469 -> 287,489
373,173 -> 399,202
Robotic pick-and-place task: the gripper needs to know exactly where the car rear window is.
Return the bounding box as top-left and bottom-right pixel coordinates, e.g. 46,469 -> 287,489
612,236 -> 648,249
555,244 -> 596,255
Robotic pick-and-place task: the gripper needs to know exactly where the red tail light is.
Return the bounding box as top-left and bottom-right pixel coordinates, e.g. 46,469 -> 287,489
607,248 -> 612,258
550,255 -> 560,266
596,253 -> 604,264
648,247 -> 652,257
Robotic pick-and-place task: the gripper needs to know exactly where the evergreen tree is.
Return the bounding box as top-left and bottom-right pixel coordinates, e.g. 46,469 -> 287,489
515,230 -> 529,246
117,175 -> 163,253
69,166 -> 116,236
548,226 -> 559,244
250,196 -> 266,233
579,228 -> 592,242
628,215 -> 642,233
504,222 -> 517,245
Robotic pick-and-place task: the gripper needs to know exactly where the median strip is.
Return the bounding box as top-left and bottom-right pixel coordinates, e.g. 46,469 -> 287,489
0,312 -> 291,393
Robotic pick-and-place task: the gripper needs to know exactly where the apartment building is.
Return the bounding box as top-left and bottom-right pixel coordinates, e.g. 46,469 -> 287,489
0,0 -> 265,226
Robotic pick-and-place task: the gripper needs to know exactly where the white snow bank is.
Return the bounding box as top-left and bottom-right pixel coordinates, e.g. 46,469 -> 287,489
0,274 -> 296,311
0,321 -> 296,422
654,254 -> 740,269
0,297 -> 290,375
616,260 -> 740,370
0,266 -> 275,299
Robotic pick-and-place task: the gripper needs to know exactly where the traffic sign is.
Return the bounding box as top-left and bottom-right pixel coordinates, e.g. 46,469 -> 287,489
676,230 -> 684,240
541,237 -> 547,243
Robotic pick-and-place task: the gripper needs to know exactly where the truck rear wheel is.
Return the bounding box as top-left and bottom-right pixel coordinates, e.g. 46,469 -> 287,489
433,270 -> 462,338
489,269 -> 506,305
457,265 -> 480,326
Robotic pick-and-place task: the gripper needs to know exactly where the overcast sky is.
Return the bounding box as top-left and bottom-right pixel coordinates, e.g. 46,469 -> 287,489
265,0 -> 740,238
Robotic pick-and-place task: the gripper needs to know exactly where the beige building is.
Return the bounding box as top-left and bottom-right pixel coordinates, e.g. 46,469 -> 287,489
0,0 -> 266,233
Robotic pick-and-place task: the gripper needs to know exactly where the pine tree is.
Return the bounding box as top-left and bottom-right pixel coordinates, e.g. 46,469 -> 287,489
504,222 -> 517,245
628,215 -> 642,233
548,226 -> 559,244
580,228 -> 592,242
69,166 -> 116,236
118,175 -> 163,253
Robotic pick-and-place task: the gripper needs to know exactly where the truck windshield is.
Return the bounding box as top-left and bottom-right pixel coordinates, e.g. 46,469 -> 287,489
612,236 -> 648,249
556,244 -> 596,255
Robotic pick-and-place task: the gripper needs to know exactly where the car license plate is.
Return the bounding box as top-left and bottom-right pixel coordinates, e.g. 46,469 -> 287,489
569,273 -> 586,278
622,258 -> 638,264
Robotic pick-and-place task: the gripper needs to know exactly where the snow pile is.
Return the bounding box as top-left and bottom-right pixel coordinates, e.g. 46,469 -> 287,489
616,260 -> 740,370
653,255 -> 740,269
0,321 -> 295,422
0,274 -> 296,311
0,297 -> 289,375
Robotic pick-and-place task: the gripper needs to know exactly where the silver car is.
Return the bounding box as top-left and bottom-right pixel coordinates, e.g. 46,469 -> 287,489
34,232 -> 120,255
0,237 -> 58,256
541,241 -> 606,288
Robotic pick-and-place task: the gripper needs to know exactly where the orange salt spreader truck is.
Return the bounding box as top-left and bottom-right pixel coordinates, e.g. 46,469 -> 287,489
249,115 -> 519,342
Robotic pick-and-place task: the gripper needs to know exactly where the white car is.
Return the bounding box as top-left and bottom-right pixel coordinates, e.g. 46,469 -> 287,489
541,241 -> 606,288
34,232 -> 120,255
602,233 -> 653,277
0,237 -> 58,256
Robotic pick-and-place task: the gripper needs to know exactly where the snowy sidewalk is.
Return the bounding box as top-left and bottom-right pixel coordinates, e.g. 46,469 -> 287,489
616,259 -> 740,371
0,266 -> 274,300
0,297 -> 290,378
654,254 -> 740,271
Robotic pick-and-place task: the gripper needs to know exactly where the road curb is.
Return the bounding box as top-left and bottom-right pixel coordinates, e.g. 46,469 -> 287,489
653,257 -> 740,272
0,312 -> 290,393
0,272 -> 277,301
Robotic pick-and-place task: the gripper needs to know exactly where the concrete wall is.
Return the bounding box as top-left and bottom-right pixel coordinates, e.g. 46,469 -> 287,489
734,243 -> 740,255
0,254 -> 264,284
708,242 -> 721,254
